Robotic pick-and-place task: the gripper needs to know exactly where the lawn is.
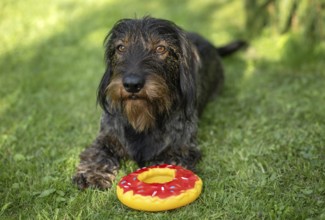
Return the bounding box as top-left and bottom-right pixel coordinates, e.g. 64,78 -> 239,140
1,0 -> 325,219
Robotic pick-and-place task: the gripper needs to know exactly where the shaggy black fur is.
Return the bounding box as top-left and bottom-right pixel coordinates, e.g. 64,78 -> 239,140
72,16 -> 246,190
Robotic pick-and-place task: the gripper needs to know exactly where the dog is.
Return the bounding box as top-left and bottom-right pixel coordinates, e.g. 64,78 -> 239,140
72,16 -> 246,190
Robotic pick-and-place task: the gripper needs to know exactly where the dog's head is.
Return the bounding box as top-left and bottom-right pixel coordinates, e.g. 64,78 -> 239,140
97,17 -> 200,132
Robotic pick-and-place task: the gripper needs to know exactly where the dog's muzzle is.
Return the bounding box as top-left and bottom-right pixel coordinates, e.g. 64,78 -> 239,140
122,74 -> 145,93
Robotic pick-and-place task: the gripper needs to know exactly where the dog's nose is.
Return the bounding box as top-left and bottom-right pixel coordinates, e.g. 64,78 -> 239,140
122,74 -> 145,93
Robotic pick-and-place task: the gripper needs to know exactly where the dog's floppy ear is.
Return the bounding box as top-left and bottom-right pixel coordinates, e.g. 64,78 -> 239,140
97,33 -> 115,113
177,31 -> 200,118
97,67 -> 112,113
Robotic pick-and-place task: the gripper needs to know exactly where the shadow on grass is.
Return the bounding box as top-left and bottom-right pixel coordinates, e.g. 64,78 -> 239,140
280,35 -> 325,67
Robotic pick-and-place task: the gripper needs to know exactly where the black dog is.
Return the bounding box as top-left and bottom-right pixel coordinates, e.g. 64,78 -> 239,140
73,16 -> 246,190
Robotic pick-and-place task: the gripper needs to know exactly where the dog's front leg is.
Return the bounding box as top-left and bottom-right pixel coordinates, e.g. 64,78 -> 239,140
72,133 -> 124,190
149,145 -> 202,172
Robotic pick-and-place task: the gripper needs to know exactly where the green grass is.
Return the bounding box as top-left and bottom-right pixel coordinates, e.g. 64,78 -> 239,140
1,0 -> 325,219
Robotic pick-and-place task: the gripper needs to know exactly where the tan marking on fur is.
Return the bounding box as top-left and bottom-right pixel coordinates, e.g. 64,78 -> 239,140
124,99 -> 155,132
105,74 -> 172,132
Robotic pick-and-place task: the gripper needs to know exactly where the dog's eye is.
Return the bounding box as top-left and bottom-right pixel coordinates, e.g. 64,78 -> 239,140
155,45 -> 166,54
116,45 -> 126,52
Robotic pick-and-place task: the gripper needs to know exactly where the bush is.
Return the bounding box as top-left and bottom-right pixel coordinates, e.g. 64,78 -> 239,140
244,0 -> 324,43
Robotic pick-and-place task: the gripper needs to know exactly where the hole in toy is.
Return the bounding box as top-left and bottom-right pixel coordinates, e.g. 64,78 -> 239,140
137,168 -> 176,184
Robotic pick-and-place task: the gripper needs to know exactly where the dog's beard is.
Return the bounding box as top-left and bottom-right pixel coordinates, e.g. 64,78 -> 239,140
123,99 -> 155,132
106,74 -> 172,132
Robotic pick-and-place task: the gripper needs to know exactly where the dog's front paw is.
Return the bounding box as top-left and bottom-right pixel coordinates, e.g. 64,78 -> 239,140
72,170 -> 116,190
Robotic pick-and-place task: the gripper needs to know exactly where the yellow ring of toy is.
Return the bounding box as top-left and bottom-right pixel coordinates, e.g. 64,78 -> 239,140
116,165 -> 203,211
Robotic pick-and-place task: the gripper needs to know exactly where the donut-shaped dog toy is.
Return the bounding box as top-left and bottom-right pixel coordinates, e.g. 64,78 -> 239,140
116,164 -> 202,211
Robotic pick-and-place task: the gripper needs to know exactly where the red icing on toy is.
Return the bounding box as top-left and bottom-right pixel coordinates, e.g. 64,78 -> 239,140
118,164 -> 199,199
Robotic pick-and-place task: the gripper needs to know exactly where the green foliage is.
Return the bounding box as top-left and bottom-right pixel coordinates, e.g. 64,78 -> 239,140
244,0 -> 272,36
277,0 -> 296,33
296,0 -> 324,41
1,0 -> 325,219
244,0 -> 324,43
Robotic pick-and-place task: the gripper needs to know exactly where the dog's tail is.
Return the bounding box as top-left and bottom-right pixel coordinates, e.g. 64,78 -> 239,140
216,40 -> 248,57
